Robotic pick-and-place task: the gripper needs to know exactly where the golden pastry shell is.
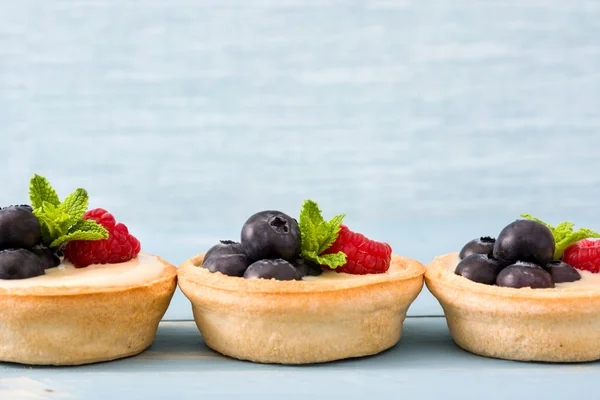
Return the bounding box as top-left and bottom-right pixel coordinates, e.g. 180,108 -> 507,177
178,253 -> 425,364
426,252 -> 600,362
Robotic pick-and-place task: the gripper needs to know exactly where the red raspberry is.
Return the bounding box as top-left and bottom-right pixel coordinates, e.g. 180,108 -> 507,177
562,239 -> 600,273
321,225 -> 392,274
64,208 -> 141,268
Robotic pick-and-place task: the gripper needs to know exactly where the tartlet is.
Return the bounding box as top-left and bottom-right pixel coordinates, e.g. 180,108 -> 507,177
179,252 -> 423,364
0,174 -> 177,365
426,216 -> 600,363
0,253 -> 176,365
178,200 -> 424,364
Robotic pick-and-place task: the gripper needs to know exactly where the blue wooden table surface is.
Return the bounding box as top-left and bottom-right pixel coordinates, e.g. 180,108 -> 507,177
2,0 -> 600,397
2,318 -> 599,399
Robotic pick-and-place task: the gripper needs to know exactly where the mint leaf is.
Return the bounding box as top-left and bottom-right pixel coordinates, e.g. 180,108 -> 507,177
306,251 -> 347,269
50,224 -> 108,247
318,214 -> 345,254
28,174 -> 108,248
29,174 -> 60,209
299,199 -> 347,269
520,214 -> 600,259
59,188 -> 88,222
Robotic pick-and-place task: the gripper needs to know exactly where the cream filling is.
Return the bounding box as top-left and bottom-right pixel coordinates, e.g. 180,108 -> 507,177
0,253 -> 166,288
447,254 -> 600,289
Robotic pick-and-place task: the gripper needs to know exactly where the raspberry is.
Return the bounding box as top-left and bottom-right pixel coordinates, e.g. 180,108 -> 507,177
562,239 -> 600,273
64,208 -> 141,268
321,225 -> 392,274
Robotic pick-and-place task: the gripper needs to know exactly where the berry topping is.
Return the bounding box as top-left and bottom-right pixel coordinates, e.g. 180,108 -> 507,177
63,208 -> 141,268
454,253 -> 504,285
493,220 -> 555,266
0,205 -> 41,250
496,261 -> 554,289
0,249 -> 44,280
520,214 -> 600,259
562,239 -> 600,273
202,254 -> 251,277
30,244 -> 61,270
241,211 -> 301,262
298,200 -> 347,269
321,225 -> 392,275
28,174 -> 108,248
544,260 -> 581,283
243,259 -> 301,281
459,237 -> 495,260
205,240 -> 245,261
292,257 -> 322,277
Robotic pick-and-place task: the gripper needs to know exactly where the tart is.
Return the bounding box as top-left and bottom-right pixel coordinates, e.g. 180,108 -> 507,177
0,175 -> 177,365
178,200 -> 424,364
426,215 -> 600,362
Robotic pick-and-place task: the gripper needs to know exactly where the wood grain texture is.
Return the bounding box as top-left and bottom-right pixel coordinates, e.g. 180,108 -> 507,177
1,319 -> 599,399
1,0 -> 600,319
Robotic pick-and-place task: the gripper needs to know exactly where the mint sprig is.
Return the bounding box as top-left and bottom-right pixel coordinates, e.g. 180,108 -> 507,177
29,174 -> 109,248
298,200 -> 347,269
521,214 -> 600,259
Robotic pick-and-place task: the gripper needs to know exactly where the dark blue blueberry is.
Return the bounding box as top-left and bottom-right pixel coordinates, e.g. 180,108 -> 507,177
459,237 -> 495,259
243,259 -> 301,281
455,253 -> 504,285
496,261 -> 554,289
241,211 -> 301,262
0,249 -> 44,280
493,220 -> 555,266
0,206 -> 41,250
202,253 -> 251,277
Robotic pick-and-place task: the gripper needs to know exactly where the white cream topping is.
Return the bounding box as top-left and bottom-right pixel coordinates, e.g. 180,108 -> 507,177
0,253 -> 166,288
448,254 -> 600,289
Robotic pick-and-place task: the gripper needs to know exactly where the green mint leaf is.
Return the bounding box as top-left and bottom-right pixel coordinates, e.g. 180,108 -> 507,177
317,214 -> 346,254
50,229 -> 108,248
520,214 -> 600,259
298,199 -> 347,269
27,174 -> 109,248
29,174 -> 60,209
302,250 -> 347,269
69,219 -> 109,235
298,200 -> 323,254
59,188 -> 88,222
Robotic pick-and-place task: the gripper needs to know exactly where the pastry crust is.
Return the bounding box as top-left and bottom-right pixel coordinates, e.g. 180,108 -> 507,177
178,253 -> 424,364
0,254 -> 177,365
426,252 -> 600,362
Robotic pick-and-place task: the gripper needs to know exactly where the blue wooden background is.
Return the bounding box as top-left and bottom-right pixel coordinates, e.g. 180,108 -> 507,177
1,0 -> 600,320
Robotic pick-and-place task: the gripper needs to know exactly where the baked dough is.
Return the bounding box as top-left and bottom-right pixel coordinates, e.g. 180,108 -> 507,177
426,252 -> 600,362
0,253 -> 177,365
178,253 -> 424,364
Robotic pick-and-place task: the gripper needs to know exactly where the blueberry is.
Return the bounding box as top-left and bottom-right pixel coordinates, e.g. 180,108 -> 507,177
202,253 -> 251,277
459,237 -> 495,259
496,261 -> 554,289
545,260 -> 581,283
1,204 -> 34,213
292,257 -> 323,277
241,210 -> 301,262
243,259 -> 301,281
30,244 -> 61,269
0,249 -> 44,280
205,240 -> 245,261
0,205 -> 42,250
455,253 -> 505,285
493,220 -> 555,266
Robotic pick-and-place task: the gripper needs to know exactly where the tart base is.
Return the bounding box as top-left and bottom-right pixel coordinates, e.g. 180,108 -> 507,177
178,253 -> 424,364
0,255 -> 177,366
426,253 -> 600,363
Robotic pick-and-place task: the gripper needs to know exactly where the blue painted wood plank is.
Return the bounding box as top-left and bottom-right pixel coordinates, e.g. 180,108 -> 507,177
1,318 -> 598,399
